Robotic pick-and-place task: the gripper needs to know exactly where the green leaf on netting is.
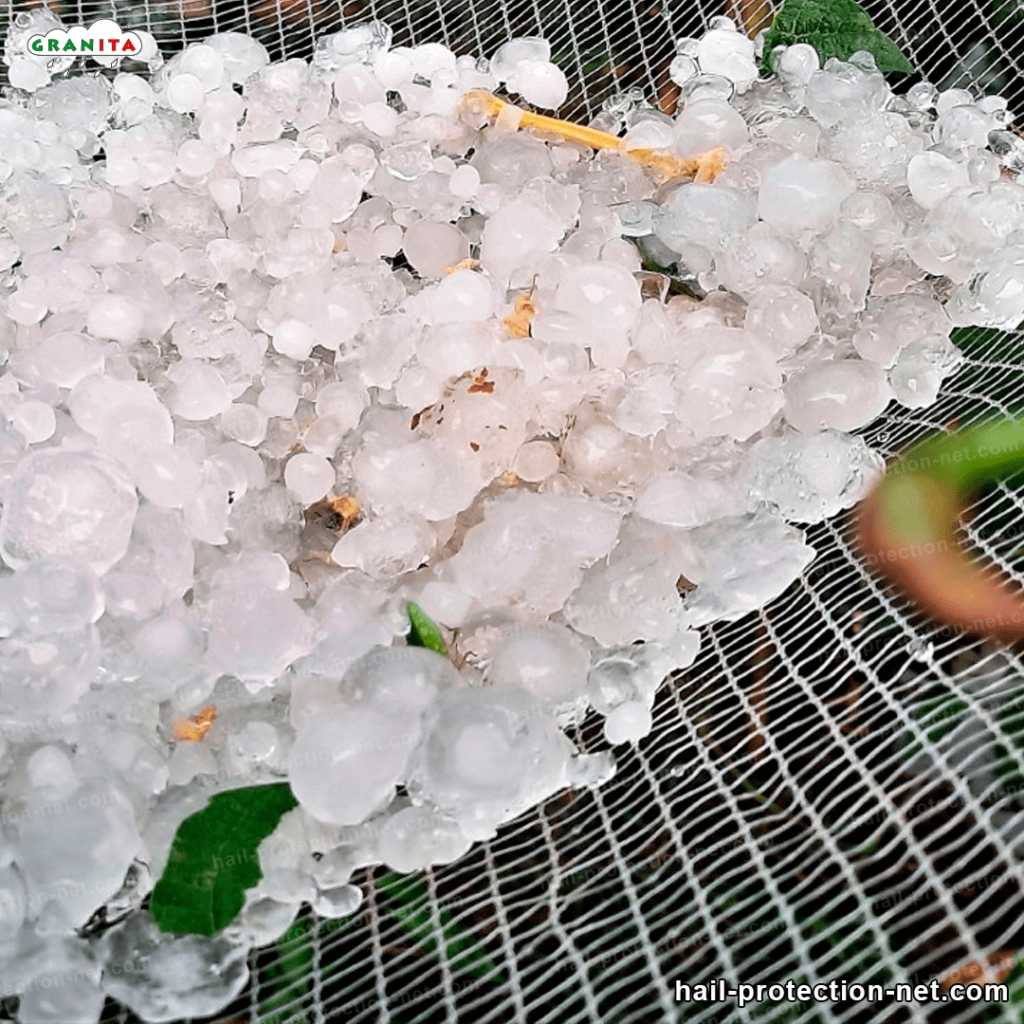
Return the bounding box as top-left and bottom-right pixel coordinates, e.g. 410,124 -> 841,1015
150,783 -> 298,935
258,917 -> 315,1024
761,0 -> 915,74
379,872 -> 507,983
405,600 -> 447,655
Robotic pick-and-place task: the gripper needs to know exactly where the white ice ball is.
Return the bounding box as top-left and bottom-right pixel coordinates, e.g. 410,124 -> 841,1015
135,444 -> 202,509
430,269 -> 494,322
284,452 -> 335,505
509,60 -> 568,109
603,702 -> 653,744
166,73 -> 206,113
512,440 -> 560,482
86,294 -> 144,345
289,705 -> 417,825
271,319 -> 316,361
11,401 -> 56,444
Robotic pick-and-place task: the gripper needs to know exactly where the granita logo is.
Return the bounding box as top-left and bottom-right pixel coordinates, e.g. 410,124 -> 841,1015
26,19 -> 142,67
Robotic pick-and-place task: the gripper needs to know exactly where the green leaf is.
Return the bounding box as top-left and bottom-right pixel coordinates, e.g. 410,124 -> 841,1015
150,783 -> 299,936
405,600 -> 448,656
258,917 -> 314,1024
762,0 -> 915,75
378,872 -> 507,983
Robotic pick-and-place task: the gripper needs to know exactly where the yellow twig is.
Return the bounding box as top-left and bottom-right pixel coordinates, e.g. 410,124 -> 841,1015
460,90 -> 727,183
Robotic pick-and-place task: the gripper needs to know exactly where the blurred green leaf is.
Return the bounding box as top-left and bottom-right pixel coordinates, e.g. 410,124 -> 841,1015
259,917 -> 314,1024
379,872 -> 507,983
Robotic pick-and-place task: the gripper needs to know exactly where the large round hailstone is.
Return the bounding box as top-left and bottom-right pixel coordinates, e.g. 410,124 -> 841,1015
743,283 -> 820,356
654,182 -> 756,254
889,335 -> 963,408
936,104 -> 991,151
85,293 -> 144,345
448,164 -> 480,199
695,28 -> 757,91
402,221 -> 469,278
289,705 -> 419,825
284,452 -> 335,504
206,553 -> 313,682
490,37 -> 551,84
759,154 -> 855,233
447,491 -> 621,615
178,43 -> 225,90
0,449 -> 138,574
784,359 -> 892,432
555,262 -> 642,336
472,134 -> 553,188
271,319 -> 316,361
776,43 -> 820,85
743,431 -> 884,524
10,401 -> 55,444
166,73 -> 206,114
803,62 -> 889,128
429,268 -> 494,322
135,443 -> 203,508
313,283 -> 374,348
512,439 -> 560,482
372,49 -> 414,90
673,98 -> 748,157
5,174 -> 72,254
409,686 -> 572,840
486,623 -> 590,705
508,60 -> 568,109
353,438 -> 478,521
8,58 -> 53,93
340,645 -> 462,713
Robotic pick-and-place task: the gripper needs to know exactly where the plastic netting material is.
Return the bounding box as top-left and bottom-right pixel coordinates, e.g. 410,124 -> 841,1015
6,0 -> 1024,1021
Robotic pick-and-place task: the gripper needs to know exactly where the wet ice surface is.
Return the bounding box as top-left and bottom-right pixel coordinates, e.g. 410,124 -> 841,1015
0,10 -> 1012,1019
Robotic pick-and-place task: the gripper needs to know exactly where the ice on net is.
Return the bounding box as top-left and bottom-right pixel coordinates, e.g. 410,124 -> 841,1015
0,16 -> 1012,1019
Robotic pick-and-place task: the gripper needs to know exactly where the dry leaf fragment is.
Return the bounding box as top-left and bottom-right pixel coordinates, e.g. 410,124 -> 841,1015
503,290 -> 538,338
445,258 -> 480,274
173,705 -> 217,743
468,367 -> 496,394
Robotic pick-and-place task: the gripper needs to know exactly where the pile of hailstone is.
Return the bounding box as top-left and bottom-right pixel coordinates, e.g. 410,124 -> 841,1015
0,6 -> 1019,1020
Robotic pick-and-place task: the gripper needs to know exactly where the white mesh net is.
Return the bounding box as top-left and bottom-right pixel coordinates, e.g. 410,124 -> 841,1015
5,0 -> 1024,1021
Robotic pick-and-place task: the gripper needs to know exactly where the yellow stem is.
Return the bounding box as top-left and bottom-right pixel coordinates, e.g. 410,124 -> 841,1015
460,90 -> 726,183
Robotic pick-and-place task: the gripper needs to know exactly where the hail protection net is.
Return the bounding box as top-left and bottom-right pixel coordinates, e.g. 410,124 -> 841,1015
4,0 -> 1024,1021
